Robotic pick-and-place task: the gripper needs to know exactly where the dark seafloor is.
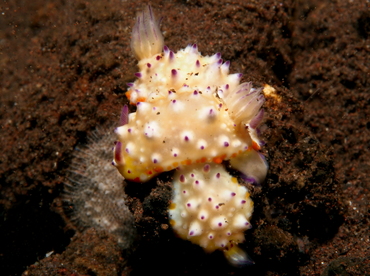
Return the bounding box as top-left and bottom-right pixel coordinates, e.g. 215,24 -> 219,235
0,0 -> 369,275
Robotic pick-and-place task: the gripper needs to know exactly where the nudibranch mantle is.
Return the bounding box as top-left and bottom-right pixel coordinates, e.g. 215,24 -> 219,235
113,5 -> 268,262
114,6 -> 267,184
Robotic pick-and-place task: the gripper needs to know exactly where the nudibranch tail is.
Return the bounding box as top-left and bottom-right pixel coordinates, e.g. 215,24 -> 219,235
131,5 -> 164,60
224,245 -> 255,267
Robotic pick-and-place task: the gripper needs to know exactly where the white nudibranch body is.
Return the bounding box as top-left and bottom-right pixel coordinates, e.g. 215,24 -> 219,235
113,5 -> 268,264
169,163 -> 253,253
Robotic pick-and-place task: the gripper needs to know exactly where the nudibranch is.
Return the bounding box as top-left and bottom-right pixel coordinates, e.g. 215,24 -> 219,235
113,5 -> 268,264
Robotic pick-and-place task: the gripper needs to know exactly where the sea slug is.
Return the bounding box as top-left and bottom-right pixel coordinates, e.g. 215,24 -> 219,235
113,5 -> 268,264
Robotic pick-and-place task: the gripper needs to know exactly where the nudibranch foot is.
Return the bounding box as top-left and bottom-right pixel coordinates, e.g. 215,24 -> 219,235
230,150 -> 268,185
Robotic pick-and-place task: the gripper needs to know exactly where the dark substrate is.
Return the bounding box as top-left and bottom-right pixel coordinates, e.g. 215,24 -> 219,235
0,0 -> 369,275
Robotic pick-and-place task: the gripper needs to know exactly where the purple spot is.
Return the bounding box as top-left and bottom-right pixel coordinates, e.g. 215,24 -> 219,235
219,103 -> 223,108
217,58 -> 223,65
193,90 -> 198,95
196,60 -> 200,67
171,69 -> 177,76
209,235 -> 213,239
224,142 -> 229,147
221,244 -> 225,247
168,90 -> 172,95
127,170 -> 131,174
153,159 -> 157,163
191,174 -> 195,177
216,173 -> 220,178
183,190 -> 186,194
180,175 -> 185,182
135,72 -> 142,78
189,231 -> 194,236
203,164 -> 210,172
227,232 -> 231,236
218,222 -> 222,227
156,55 -> 161,60
127,82 -> 134,87
125,148 -> 129,153
195,180 -> 199,185
184,136 -> 189,141
137,102 -> 141,105
187,203 -> 191,207
208,197 -> 212,202
147,63 -> 151,68
225,84 -> 229,89
172,99 -> 176,103
173,153 -> 177,157
200,146 -> 205,150
231,192 -> 236,197
169,51 -> 175,59
207,86 -> 210,89
209,109 -> 213,115
111,161 -> 115,166
128,128 -> 131,133
192,44 -> 197,49
163,45 -> 169,52
241,200 -> 246,204
201,216 -> 205,220
216,205 -> 219,209
216,52 -> 221,59
238,73 -> 243,78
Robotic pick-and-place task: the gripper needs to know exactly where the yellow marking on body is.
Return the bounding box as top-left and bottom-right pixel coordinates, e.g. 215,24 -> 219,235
181,159 -> 192,166
169,203 -> 177,210
252,141 -> 260,151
